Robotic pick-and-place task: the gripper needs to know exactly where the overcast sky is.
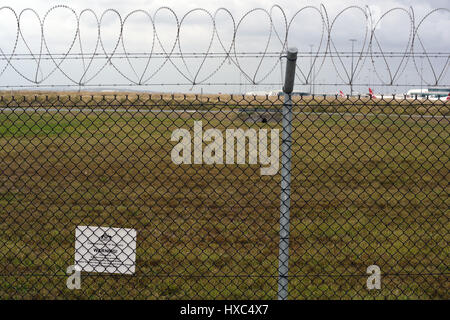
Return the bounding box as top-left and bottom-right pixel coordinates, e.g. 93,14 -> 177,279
0,0 -> 448,94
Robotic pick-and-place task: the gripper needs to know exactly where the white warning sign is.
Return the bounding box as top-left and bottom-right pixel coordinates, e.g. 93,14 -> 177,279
75,225 -> 137,274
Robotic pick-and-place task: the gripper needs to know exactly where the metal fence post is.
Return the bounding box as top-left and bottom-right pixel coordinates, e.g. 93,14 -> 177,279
278,47 -> 297,300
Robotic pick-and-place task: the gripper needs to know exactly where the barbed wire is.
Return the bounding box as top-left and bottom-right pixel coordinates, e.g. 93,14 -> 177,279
0,5 -> 448,88
1,52 -> 448,59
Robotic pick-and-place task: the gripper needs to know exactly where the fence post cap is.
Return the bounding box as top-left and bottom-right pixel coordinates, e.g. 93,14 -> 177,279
287,47 -> 298,57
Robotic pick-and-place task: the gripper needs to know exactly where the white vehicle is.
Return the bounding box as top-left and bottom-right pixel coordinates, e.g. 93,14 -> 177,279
368,87 -> 450,101
244,91 -> 272,96
406,88 -> 450,101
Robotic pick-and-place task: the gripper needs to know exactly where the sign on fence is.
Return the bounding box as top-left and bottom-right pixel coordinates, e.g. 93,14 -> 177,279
74,226 -> 137,275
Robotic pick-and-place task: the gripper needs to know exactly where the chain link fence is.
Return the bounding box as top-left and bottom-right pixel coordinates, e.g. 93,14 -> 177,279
0,92 -> 448,299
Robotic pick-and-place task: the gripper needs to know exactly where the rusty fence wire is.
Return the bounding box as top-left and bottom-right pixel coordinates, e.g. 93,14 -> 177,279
0,93 -> 448,299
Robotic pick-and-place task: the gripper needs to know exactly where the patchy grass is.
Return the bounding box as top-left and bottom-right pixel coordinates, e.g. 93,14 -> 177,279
0,93 -> 448,299
0,91 -> 448,116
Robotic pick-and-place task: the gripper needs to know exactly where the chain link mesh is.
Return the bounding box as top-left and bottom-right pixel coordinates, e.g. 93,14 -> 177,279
0,93 -> 448,299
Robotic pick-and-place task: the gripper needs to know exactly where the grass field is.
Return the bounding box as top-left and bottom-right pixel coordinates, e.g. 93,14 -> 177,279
0,92 -> 448,299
